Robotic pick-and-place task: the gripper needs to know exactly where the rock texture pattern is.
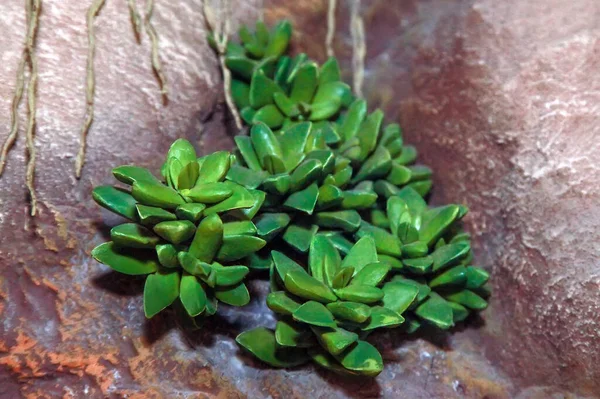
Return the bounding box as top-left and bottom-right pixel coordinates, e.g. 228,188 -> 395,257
0,0 -> 598,398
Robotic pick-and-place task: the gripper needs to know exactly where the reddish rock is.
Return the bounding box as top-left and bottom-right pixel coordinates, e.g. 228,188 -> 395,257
0,0 -> 598,398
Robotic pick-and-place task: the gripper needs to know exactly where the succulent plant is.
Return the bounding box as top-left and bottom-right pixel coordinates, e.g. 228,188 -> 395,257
237,235 -> 408,377
230,122 -> 380,266
91,139 -> 266,322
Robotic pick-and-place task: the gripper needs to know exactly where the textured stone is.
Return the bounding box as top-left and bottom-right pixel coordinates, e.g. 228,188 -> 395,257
0,0 -> 598,398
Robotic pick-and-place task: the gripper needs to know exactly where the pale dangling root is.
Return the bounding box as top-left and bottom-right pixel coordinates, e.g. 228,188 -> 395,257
204,0 -> 243,131
325,0 -> 337,57
350,0 -> 365,98
75,0 -> 106,179
0,57 -> 26,176
127,0 -> 142,42
144,0 -> 168,99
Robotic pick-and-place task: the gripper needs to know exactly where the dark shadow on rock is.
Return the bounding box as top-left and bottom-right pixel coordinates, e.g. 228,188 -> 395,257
143,309 -> 176,345
452,313 -> 486,334
91,271 -> 145,296
315,366 -> 383,399
92,220 -> 113,241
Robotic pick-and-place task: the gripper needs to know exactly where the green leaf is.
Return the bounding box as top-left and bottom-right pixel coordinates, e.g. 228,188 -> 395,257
431,242 -> 471,272
289,159 -> 323,191
272,250 -> 306,282
319,57 -> 341,85
92,242 -> 158,275
392,276 -> 431,303
246,250 -> 273,271
167,139 -> 196,166
225,164 -> 266,189
310,100 -> 342,121
316,184 -> 344,210
136,204 -> 176,225
292,301 -> 336,327
402,256 -> 433,275
339,99 -> 367,141
340,236 -> 378,273
225,56 -> 257,80
444,290 -> 488,310
276,320 -> 315,348
143,270 -> 180,318
351,146 -> 392,184
181,182 -> 233,204
250,70 -> 284,108
326,301 -> 371,323
378,254 -> 404,270
211,264 -> 249,286
309,235 -> 341,286
110,223 -> 159,249
361,306 -> 404,331
267,291 -> 302,315
408,165 -> 432,182
349,262 -> 390,287
401,241 -> 429,258
278,122 -> 312,171
175,203 -> 206,223
465,266 -> 490,289
273,92 -> 300,118
234,135 -> 262,172
330,267 -> 355,289
216,235 -> 266,262
215,283 -> 250,306
449,301 -> 470,322
282,223 -> 319,253
177,161 -> 200,190
112,165 -> 158,185
189,213 -> 223,263
132,180 -> 185,209
356,222 -> 402,257
285,270 -> 338,303
320,232 -> 354,255
414,293 -> 454,329
253,104 -> 285,128
395,145 -> 417,165
203,183 -> 257,215
334,340 -> 383,377
197,151 -> 231,184
153,220 -> 196,245
180,273 -> 207,317
429,266 -> 467,288
283,183 -> 319,214
236,327 -> 310,368
396,186 -> 427,217
419,205 -> 461,246
177,251 -> 211,276
341,190 -> 378,210
264,20 -> 293,58
290,62 -> 318,103
92,186 -> 138,220
156,243 -> 179,268
234,189 -> 265,220
315,210 -> 361,232
313,326 -> 358,355
381,281 -> 419,314
355,110 -> 384,161
254,213 -> 291,241
262,173 -> 291,195
223,220 -> 257,236
230,79 -> 251,109
250,122 -> 283,168
334,285 -> 383,304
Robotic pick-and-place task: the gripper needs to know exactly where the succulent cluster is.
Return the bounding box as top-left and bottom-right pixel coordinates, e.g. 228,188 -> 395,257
92,139 -> 266,323
90,20 -> 490,378
238,236 -> 405,376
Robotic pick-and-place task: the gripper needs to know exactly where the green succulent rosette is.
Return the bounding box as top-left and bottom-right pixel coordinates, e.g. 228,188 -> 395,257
351,186 -> 490,332
237,235 -> 408,377
230,121 -> 381,266
91,139 -> 266,322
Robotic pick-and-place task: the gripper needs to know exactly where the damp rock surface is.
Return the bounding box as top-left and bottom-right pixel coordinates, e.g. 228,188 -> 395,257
0,1 -> 598,398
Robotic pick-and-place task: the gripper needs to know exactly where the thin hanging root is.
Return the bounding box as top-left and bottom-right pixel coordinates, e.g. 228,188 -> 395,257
0,57 -> 26,176
127,0 -> 142,42
325,0 -> 337,57
144,0 -> 168,99
23,0 -> 41,216
203,0 -> 243,130
75,0 -> 105,179
350,0 -> 365,98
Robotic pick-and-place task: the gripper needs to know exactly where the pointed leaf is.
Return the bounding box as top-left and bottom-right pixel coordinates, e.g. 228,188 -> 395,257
216,235 -> 266,262
361,306 -> 404,331
92,186 -> 138,220
276,320 -> 315,348
313,326 -> 358,355
110,223 -> 159,249
215,283 -> 250,306
236,327 -> 310,368
326,301 -> 371,323
180,274 -> 207,317
315,210 -> 361,232
283,183 -> 319,214
382,281 -> 419,314
293,301 -> 336,327
334,340 -> 383,377
113,165 -> 159,185
309,235 -> 341,285
92,242 -> 158,275
143,270 -> 180,318
465,266 -> 490,289
285,270 -> 337,303
349,262 -> 390,287
340,236 -> 378,273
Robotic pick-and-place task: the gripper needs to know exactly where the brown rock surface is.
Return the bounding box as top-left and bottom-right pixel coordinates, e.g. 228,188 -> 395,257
0,0 -> 598,398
